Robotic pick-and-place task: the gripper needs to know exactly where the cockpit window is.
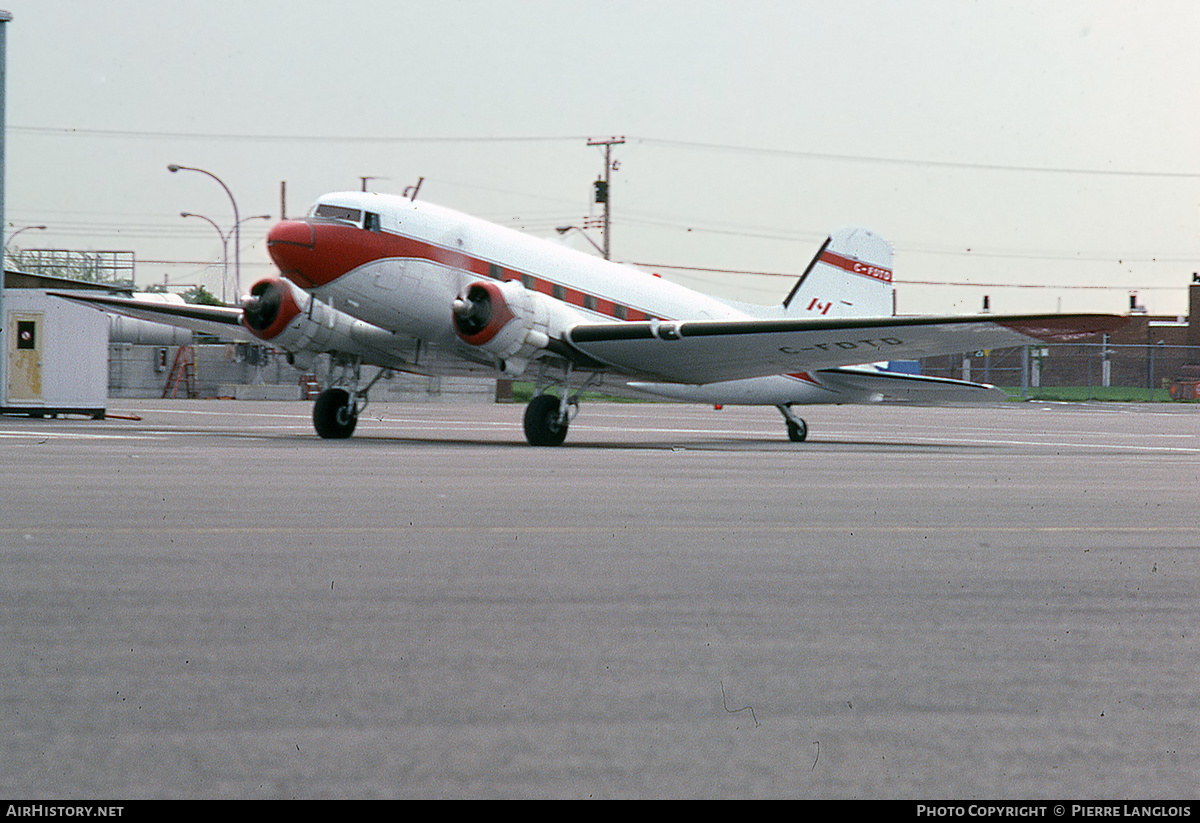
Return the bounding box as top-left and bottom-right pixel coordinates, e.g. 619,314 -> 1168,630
312,203 -> 363,225
363,212 -> 381,232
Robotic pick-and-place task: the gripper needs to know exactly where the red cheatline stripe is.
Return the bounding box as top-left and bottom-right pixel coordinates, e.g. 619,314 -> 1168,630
270,220 -> 665,323
819,250 -> 893,283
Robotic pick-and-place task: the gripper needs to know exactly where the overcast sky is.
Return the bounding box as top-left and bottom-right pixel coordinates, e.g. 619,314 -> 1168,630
4,0 -> 1198,315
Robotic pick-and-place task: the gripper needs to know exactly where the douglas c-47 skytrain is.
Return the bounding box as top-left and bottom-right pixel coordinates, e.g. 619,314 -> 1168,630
55,190 -> 1125,445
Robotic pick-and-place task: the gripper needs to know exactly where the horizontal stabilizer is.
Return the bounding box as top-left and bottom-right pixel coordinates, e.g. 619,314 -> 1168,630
627,366 -> 1008,405
815,367 -> 1008,404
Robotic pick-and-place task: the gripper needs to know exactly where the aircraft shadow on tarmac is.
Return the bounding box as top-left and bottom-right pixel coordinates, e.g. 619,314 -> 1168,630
253,429 -> 1004,452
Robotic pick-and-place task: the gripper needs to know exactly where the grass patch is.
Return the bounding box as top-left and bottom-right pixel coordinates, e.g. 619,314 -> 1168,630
998,386 -> 1179,402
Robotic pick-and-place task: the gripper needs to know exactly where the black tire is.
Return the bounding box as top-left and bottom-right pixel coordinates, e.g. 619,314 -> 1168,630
313,388 -> 358,439
787,419 -> 808,442
523,393 -> 568,446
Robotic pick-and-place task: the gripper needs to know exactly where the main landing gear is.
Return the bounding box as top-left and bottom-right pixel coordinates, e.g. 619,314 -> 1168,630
523,393 -> 572,446
777,404 -> 808,442
312,357 -> 391,439
521,368 -> 601,446
313,387 -> 359,439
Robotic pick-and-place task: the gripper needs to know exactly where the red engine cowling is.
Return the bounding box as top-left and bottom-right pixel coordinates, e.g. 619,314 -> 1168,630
240,276 -> 400,368
451,280 -> 555,374
241,277 -> 304,341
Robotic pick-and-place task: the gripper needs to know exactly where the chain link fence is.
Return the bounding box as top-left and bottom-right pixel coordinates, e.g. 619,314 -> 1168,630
919,343 -> 1200,401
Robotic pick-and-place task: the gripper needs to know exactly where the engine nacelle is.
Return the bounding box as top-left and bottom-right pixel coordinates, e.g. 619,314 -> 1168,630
240,276 -> 399,367
452,279 -> 568,375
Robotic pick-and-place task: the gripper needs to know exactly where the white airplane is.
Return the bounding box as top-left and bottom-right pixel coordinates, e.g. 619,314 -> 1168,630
55,190 -> 1124,445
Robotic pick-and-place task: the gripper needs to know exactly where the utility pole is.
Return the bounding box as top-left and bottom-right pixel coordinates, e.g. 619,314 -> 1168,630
587,136 -> 624,260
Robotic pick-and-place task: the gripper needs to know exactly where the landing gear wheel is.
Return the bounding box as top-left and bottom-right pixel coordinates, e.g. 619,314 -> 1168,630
313,387 -> 358,439
523,393 -> 569,446
776,404 -> 808,443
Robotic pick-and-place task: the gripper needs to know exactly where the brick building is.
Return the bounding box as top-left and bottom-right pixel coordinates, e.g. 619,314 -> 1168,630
920,276 -> 1200,394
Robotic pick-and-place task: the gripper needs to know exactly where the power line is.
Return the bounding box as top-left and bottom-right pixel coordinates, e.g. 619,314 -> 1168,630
15,202 -> 1196,268
634,261 -> 1191,291
633,137 -> 1200,179
619,216 -> 1199,264
15,125 -> 1200,179
10,125 -> 590,145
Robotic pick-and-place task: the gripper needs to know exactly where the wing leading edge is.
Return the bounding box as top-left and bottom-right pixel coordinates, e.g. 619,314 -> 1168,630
565,313 -> 1126,384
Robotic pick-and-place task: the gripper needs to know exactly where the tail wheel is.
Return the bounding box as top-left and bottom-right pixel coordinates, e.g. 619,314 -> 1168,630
313,387 -> 358,439
523,393 -> 569,446
777,404 -> 808,443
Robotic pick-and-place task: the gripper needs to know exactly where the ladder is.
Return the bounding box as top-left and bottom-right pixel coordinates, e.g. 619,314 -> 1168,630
162,346 -> 197,398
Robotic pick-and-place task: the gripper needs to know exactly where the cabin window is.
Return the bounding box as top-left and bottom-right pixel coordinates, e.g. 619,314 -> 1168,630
613,304 -> 627,320
552,284 -> 565,301
522,274 -> 535,290
312,203 -> 363,225
364,212 -> 381,232
583,294 -> 597,311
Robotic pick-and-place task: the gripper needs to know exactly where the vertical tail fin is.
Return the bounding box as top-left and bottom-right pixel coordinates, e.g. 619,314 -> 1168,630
782,227 -> 894,318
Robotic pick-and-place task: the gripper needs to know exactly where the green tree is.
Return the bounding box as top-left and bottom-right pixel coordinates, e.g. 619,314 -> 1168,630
181,284 -> 224,305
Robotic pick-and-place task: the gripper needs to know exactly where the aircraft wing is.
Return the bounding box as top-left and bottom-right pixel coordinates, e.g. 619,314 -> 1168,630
565,313 -> 1124,384
49,291 -> 253,341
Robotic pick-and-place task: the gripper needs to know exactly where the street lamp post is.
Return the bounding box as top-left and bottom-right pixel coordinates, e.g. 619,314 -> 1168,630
180,212 -> 228,302
180,213 -> 271,303
4,224 -> 46,269
168,164 -> 242,295
233,215 -> 271,299
5,223 -> 45,246
555,225 -> 606,257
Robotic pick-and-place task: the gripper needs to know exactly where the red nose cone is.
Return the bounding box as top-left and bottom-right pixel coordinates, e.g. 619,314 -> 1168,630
266,218 -> 394,288
268,219 -> 315,248
267,220 -> 317,284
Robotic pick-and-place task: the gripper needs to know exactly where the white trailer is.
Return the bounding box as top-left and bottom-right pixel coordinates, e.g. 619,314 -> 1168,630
2,289 -> 108,418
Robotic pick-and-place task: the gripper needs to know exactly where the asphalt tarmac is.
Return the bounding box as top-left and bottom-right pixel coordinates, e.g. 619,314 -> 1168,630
1,399 -> 1197,799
